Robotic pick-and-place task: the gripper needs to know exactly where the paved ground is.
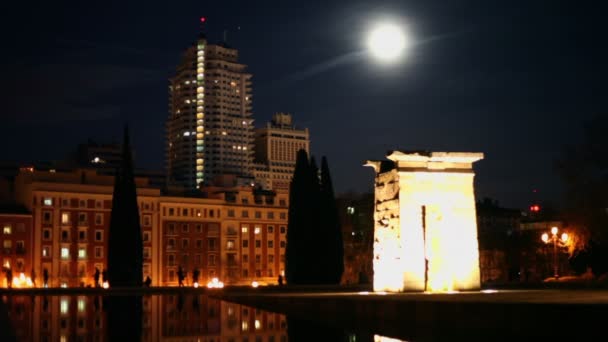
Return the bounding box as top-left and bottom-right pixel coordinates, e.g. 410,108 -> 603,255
3,286 -> 608,305
241,289 -> 608,304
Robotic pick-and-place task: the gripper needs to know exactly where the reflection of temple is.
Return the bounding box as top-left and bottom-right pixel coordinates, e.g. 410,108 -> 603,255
3,295 -> 287,341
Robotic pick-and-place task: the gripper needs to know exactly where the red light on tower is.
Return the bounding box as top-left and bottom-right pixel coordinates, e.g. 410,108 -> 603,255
200,17 -> 206,23
529,205 -> 540,212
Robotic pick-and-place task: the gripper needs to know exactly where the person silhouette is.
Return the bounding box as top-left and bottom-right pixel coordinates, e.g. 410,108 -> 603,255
94,268 -> 101,287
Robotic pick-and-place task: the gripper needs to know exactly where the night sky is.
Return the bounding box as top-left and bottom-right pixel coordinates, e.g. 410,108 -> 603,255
1,1 -> 604,209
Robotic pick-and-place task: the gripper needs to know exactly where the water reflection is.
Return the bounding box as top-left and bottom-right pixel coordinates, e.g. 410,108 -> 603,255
0,294 -> 400,341
1,294 -> 290,342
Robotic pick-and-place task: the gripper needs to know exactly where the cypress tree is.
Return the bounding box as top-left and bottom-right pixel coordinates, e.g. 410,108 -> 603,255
308,157 -> 323,283
320,156 -> 344,283
107,126 -> 143,287
286,149 -> 311,284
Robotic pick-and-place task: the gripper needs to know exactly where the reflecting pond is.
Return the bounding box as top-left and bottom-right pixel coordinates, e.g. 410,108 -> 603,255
0,295 -> 403,342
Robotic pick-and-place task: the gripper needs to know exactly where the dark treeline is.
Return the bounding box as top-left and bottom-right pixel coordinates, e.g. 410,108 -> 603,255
286,150 -> 344,284
556,115 -> 608,275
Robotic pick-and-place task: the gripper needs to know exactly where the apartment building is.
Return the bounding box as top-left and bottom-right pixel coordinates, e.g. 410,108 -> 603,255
5,168 -> 287,288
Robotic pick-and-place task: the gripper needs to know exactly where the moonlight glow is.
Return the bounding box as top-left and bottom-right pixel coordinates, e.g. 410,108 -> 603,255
367,23 -> 408,62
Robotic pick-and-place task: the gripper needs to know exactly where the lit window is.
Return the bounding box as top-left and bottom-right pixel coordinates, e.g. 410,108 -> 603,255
254,227 -> 261,235
242,321 -> 248,332
78,248 -> 86,259
77,297 -> 86,313
42,246 -> 51,258
226,240 -> 235,250
241,226 -> 248,234
60,298 -> 69,314
3,225 -> 11,235
61,213 -> 70,224
61,247 -> 70,259
43,198 -> 53,206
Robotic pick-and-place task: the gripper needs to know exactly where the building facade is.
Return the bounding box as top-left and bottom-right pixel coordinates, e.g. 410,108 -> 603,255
5,168 -> 288,288
254,113 -> 310,190
167,29 -> 254,190
1,206 -> 33,287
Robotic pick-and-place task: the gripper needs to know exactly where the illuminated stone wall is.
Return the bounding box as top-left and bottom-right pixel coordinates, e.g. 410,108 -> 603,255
366,151 -> 483,292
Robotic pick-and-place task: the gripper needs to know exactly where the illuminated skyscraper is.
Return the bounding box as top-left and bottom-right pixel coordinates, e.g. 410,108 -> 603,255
167,21 -> 254,189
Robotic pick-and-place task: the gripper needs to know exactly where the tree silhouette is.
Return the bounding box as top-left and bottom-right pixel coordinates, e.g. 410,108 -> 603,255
286,150 -> 344,284
555,115 -> 608,274
320,156 -> 344,283
107,126 -> 143,287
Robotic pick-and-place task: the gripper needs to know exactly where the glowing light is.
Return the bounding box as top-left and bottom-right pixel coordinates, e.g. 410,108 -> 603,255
193,282 -> 199,288
481,289 -> 499,294
11,273 -> 33,288
367,23 -> 408,62
374,335 -> 407,342
251,281 -> 259,288
200,17 -> 206,23
561,232 -> 569,243
207,277 -> 224,289
541,233 -> 549,243
551,226 -> 558,235
102,281 -> 109,289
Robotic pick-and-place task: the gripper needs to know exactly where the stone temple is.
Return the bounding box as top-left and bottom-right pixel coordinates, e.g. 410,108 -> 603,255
365,151 -> 484,292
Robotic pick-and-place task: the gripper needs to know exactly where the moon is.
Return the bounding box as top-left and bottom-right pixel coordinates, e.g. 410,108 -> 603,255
367,23 -> 408,62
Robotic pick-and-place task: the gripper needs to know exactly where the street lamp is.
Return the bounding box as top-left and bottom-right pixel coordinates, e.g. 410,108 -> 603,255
541,226 -> 569,278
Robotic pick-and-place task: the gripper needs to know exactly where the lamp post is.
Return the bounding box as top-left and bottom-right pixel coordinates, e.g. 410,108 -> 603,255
541,227 -> 569,278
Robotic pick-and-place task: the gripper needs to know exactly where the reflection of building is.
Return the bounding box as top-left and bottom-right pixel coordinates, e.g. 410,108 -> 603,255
3,295 -> 287,342
253,113 -> 310,190
167,28 -> 254,190
4,167 -> 288,287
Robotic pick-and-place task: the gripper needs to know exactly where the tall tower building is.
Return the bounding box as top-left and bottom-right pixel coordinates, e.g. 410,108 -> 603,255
254,113 -> 310,190
167,23 -> 254,190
